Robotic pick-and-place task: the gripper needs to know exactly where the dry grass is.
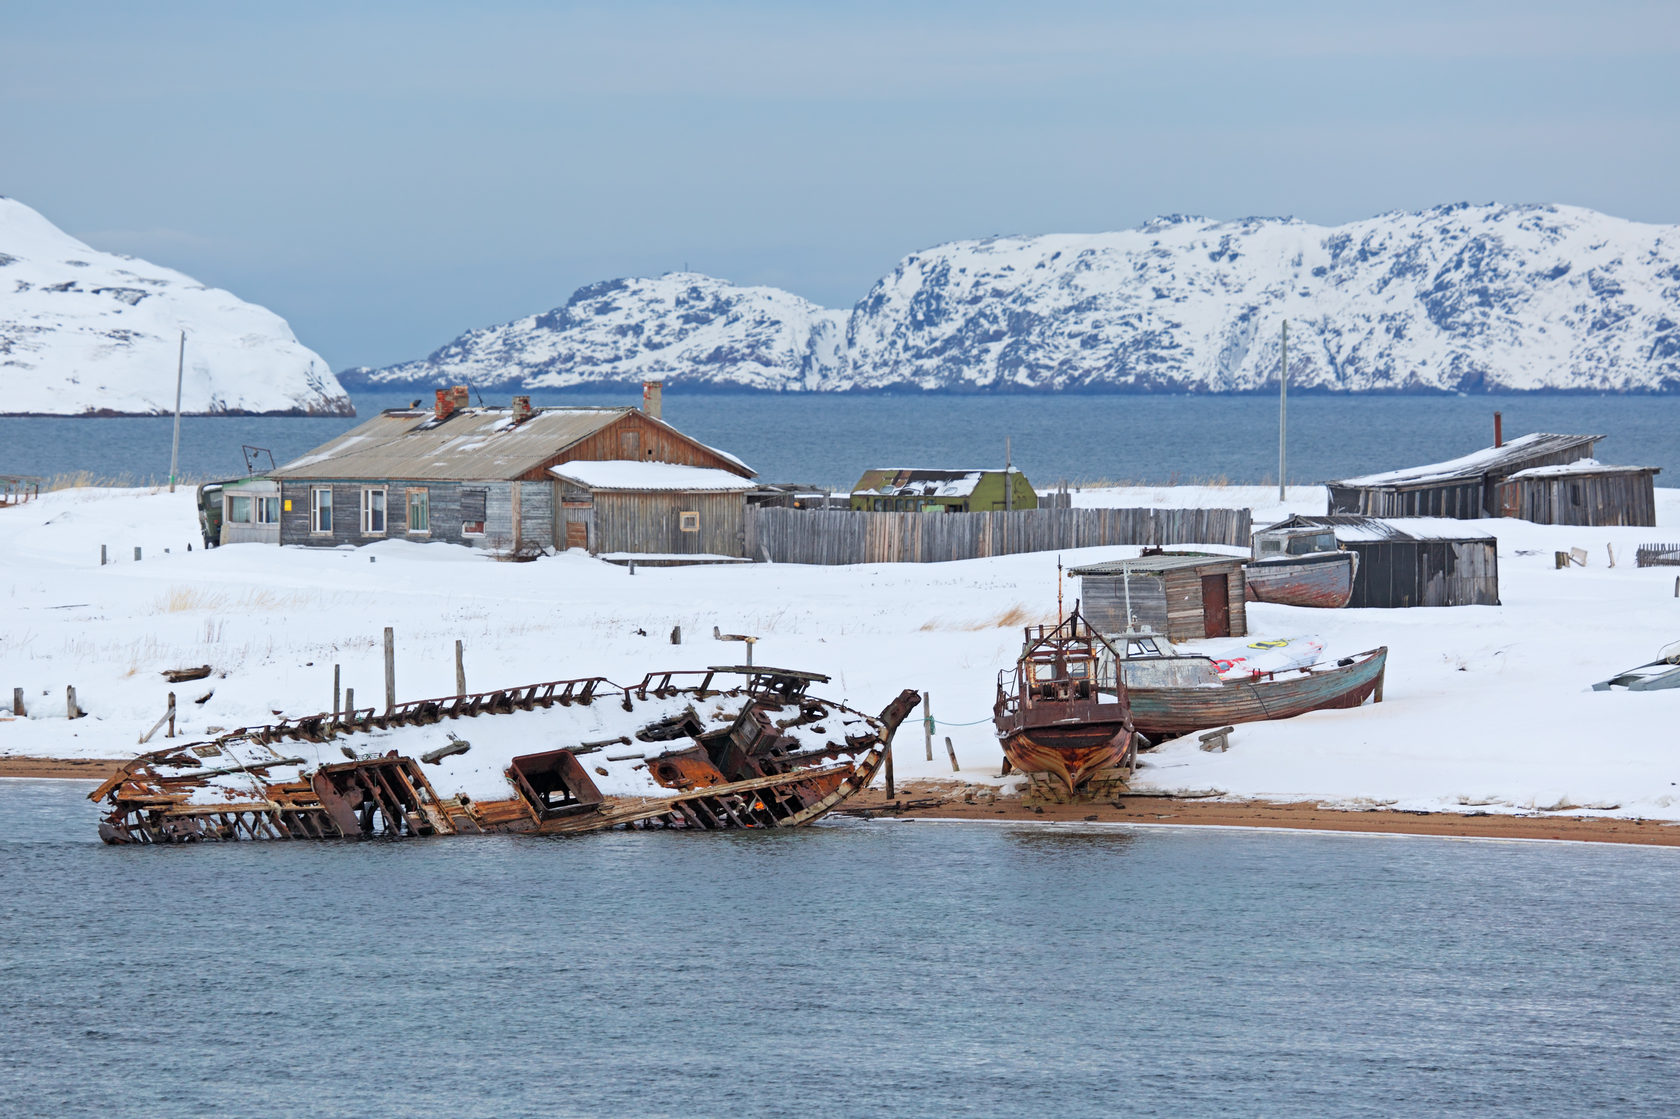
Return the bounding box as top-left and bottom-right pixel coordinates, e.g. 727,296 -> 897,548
156,586 -> 315,614
919,603 -> 1050,632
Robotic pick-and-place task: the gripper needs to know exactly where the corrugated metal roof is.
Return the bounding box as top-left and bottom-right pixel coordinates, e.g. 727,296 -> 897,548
272,407 -> 632,481
1331,433 -> 1603,489
1265,514 -> 1496,543
1068,554 -> 1245,576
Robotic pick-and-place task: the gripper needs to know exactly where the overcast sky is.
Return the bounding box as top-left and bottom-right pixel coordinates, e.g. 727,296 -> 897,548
5,0 -> 1678,371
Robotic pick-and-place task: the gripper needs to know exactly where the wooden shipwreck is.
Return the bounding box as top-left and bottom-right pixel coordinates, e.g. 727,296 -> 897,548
91,667 -> 919,844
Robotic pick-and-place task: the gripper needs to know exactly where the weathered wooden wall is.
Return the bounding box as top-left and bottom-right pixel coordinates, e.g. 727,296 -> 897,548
1080,565 -> 1247,641
591,492 -> 747,556
526,411 -> 750,480
1329,481 -> 1484,519
279,480 -> 548,553
1497,471 -> 1657,527
746,506 -> 1251,565
1345,539 -> 1499,608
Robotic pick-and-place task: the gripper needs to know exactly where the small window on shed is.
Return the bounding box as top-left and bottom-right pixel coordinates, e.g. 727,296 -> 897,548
679,511 -> 700,533
227,494 -> 253,523
1569,482 -> 1583,506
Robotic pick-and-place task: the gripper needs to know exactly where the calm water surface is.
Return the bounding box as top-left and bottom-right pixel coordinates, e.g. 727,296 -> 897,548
3,779 -> 1678,1117
2,391 -> 1677,490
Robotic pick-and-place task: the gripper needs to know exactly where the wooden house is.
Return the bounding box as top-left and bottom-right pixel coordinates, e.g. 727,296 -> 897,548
1327,432 -> 1602,519
850,468 -> 1037,512
269,387 -> 755,556
1494,461 -> 1660,527
549,461 -> 756,556
1067,555 -> 1248,641
1265,515 -> 1499,609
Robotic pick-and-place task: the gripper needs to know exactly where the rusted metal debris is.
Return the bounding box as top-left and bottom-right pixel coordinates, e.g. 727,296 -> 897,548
91,666 -> 920,844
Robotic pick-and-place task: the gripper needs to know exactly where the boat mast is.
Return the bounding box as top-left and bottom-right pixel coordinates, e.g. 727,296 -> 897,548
1277,319 -> 1288,503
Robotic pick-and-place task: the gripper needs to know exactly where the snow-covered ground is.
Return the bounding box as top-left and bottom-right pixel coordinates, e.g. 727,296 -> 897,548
4,485 -> 1679,820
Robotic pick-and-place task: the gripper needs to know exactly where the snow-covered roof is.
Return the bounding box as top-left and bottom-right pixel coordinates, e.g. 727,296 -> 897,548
1505,459 -> 1660,480
1331,433 -> 1602,489
550,460 -> 756,492
852,468 -> 1017,499
273,406 -> 755,482
1268,515 -> 1496,543
1068,554 -> 1245,577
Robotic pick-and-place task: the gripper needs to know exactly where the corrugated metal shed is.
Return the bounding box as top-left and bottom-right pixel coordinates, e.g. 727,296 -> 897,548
1266,515 -> 1498,608
1328,432 -> 1603,518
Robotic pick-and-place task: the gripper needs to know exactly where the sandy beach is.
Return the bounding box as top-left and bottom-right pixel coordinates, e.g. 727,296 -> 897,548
14,756 -> 1679,848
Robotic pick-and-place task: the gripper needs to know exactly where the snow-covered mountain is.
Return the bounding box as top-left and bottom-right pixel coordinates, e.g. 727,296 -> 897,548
351,203 -> 1680,394
0,197 -> 351,415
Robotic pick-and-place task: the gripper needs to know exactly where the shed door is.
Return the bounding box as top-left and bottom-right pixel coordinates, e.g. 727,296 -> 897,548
1201,574 -> 1230,638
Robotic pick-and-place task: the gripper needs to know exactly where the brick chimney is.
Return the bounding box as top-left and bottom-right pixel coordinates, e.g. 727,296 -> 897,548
642,379 -> 663,421
449,384 -> 470,411
434,388 -> 455,421
1494,410 -> 1503,448
512,395 -> 532,424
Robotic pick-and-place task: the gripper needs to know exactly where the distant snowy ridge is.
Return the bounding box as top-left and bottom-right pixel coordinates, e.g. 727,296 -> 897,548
348,203 -> 1680,394
0,197 -> 351,416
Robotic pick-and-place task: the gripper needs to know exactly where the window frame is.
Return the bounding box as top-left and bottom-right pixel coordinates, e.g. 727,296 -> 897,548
226,494 -> 253,524
405,488 -> 430,535
361,486 -> 388,536
255,495 -> 280,525
678,511 -> 700,533
311,487 -> 334,534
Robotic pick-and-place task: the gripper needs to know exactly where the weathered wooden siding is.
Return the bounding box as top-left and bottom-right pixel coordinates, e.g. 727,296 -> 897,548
592,492 -> 747,556
1497,471 -> 1657,527
1345,540 -> 1499,608
1329,481 -> 1484,519
746,507 -> 1251,565
1081,565 -> 1246,641
522,411 -> 750,480
279,480 -> 552,553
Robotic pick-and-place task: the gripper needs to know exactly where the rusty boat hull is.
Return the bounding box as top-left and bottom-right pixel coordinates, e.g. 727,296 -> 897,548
92,667 -> 920,845
1244,551 -> 1358,609
1126,646 -> 1387,740
998,712 -> 1134,795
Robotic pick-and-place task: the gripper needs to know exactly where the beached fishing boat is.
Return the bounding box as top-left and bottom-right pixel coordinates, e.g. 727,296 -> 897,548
993,608 -> 1139,802
1246,524 -> 1358,608
91,667 -> 920,844
1120,646 -> 1387,740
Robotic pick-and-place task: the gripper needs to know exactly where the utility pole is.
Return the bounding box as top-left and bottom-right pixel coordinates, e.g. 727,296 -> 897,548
1277,320 -> 1289,503
169,331 -> 185,493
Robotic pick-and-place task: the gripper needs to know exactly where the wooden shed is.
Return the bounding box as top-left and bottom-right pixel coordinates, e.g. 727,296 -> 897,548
1328,432 -> 1602,519
549,461 -> 755,557
1266,515 -> 1499,609
1494,462 -> 1660,527
269,387 -> 754,555
1068,555 -> 1248,641
850,468 -> 1037,512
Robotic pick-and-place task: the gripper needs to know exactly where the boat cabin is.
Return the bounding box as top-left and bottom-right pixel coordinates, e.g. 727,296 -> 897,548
1251,525 -> 1339,560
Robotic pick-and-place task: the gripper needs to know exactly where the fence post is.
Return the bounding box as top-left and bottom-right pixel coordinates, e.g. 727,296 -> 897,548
101,545 -> 107,566
945,735 -> 959,773
922,692 -> 934,761
167,692 -> 176,738
66,685 -> 81,719
344,687 -> 355,725
383,627 -> 396,715
333,664 -> 341,718
884,741 -> 894,800
11,687 -> 23,716
455,640 -> 466,696
133,546 -> 141,561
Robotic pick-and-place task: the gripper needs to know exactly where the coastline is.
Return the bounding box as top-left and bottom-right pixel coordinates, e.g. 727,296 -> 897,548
12,758 -> 1678,847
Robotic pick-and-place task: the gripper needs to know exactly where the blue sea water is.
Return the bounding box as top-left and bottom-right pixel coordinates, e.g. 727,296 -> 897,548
4,779 -> 1679,1118
2,391 -> 1677,490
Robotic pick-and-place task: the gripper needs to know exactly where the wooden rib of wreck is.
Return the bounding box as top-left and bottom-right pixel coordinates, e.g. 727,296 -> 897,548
993,608 -> 1140,804
91,667 -> 920,844
1121,647 -> 1388,740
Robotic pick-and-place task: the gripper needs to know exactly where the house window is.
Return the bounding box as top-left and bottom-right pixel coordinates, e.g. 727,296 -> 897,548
227,495 -> 253,523
406,489 -> 429,534
256,496 -> 280,524
311,487 -> 333,533
461,487 -> 487,536
679,511 -> 700,533
362,487 -> 387,535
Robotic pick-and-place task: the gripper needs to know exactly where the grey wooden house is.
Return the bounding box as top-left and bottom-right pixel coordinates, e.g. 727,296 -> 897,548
269,387 -> 755,555
1265,515 -> 1499,609
1328,432 -> 1602,519
1067,555 -> 1248,642
1494,461 -> 1660,527
549,461 -> 756,557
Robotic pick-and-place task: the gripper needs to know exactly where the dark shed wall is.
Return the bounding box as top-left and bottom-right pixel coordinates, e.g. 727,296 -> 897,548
1498,471 -> 1657,527
1344,539 -> 1499,608
1329,481 -> 1483,519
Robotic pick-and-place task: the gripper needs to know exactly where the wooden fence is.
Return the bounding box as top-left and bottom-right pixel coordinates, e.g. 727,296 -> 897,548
745,506 -> 1252,565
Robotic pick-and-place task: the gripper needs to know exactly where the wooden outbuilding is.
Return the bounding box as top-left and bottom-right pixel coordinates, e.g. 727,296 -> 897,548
1328,432 -> 1602,519
549,461 -> 755,557
1265,515 -> 1499,609
1067,555 -> 1248,641
269,386 -> 755,556
1494,461 -> 1660,527
850,468 -> 1037,512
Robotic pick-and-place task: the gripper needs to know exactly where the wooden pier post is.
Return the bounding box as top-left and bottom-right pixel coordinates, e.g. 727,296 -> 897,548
383,627 -> 395,715
455,640 -> 466,697
921,692 -> 934,761
11,687 -> 23,716
945,735 -> 959,773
